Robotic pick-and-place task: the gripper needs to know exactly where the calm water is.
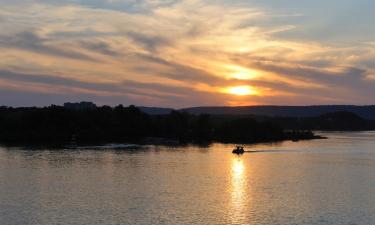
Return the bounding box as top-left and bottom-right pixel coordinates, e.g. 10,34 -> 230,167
1,132 -> 375,225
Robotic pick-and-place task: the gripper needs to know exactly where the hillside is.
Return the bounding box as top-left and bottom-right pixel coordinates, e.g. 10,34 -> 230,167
180,105 -> 375,120
137,106 -> 174,115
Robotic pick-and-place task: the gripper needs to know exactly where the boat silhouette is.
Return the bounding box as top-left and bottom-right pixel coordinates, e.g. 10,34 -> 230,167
232,145 -> 245,154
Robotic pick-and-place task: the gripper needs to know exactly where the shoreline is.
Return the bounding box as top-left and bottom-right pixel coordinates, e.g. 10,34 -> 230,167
0,133 -> 327,149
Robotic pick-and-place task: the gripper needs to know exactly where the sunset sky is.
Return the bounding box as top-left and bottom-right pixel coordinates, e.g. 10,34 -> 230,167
1,0 -> 374,107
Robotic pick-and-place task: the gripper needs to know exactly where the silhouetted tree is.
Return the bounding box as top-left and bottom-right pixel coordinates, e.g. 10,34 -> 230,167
3,105 -> 367,145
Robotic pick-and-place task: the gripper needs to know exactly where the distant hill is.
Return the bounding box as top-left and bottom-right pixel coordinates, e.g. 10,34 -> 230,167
138,106 -> 174,115
313,111 -> 369,130
272,111 -> 374,131
138,105 -> 375,120
180,105 -> 375,120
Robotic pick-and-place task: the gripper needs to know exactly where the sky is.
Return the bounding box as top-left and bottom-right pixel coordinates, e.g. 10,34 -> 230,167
0,0 -> 374,107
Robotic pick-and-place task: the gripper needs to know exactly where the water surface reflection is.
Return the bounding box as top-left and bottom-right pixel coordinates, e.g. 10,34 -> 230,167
1,132 -> 375,224
230,157 -> 249,224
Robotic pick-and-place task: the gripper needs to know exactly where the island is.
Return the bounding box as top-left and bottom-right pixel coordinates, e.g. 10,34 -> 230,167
2,103 -> 374,146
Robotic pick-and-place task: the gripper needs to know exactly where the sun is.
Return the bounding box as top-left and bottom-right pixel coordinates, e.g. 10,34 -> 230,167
226,86 -> 257,96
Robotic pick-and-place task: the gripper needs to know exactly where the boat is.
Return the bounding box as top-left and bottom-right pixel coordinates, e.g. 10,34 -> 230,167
232,145 -> 245,154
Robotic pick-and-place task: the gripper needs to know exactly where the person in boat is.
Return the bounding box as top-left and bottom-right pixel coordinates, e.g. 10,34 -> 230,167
233,145 -> 245,154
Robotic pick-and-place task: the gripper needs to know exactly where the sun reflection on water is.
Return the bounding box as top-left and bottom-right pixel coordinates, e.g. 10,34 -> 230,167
230,157 -> 248,224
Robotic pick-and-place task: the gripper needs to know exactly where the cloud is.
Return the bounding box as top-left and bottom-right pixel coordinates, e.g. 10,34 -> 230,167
0,70 -> 228,107
0,0 -> 374,106
79,40 -> 120,56
0,70 -> 234,106
0,70 -> 183,99
0,31 -> 96,61
126,31 -> 171,53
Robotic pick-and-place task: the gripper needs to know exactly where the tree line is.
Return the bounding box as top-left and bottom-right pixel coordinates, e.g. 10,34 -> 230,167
0,104 -> 326,145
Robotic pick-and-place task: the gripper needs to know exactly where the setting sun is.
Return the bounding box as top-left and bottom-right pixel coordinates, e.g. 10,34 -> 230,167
226,86 -> 257,96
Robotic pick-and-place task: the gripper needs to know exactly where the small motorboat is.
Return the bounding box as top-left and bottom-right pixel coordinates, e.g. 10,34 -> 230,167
232,145 -> 245,154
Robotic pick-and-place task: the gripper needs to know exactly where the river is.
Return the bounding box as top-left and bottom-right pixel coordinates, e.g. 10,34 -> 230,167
1,131 -> 375,224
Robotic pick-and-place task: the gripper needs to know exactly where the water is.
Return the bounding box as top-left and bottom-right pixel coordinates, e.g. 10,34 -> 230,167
1,132 -> 375,225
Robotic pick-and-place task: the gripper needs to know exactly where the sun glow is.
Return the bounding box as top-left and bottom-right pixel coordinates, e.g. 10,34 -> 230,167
224,65 -> 258,80
226,86 -> 257,96
231,72 -> 255,80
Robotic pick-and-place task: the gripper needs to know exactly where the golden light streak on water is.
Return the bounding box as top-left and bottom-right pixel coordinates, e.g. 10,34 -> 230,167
230,157 -> 249,224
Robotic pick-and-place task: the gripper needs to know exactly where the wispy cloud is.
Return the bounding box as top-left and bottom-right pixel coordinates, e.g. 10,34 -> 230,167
0,0 -> 374,106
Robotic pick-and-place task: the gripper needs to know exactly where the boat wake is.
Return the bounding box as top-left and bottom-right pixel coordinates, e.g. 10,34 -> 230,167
244,150 -> 296,153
